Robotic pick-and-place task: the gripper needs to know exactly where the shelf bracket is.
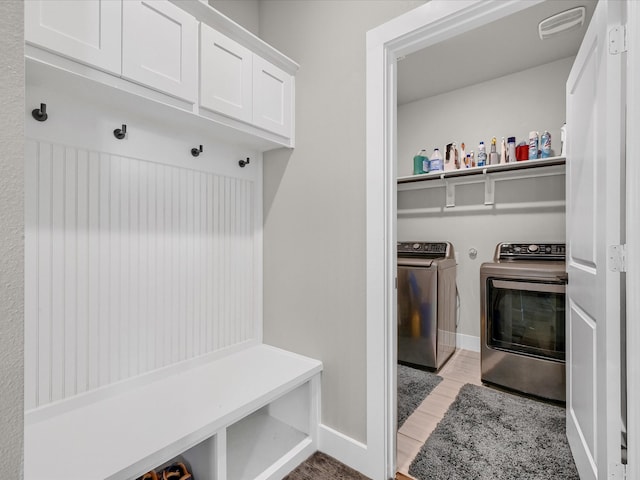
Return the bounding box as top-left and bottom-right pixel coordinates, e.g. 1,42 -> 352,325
484,174 -> 495,205
445,179 -> 456,207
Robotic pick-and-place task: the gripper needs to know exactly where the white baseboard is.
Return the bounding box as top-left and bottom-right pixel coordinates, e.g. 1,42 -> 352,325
317,334 -> 480,478
457,333 -> 480,352
317,424 -> 373,478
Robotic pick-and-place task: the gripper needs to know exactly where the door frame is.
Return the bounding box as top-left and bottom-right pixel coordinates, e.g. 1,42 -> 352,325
626,2 -> 640,478
364,0 -> 637,478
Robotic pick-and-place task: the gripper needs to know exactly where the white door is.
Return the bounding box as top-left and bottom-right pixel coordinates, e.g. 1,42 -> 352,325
252,55 -> 293,138
200,23 -> 253,123
24,0 -> 122,75
565,0 -> 625,478
122,0 -> 198,103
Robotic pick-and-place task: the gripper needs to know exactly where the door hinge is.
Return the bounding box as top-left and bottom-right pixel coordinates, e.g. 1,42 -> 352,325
608,244 -> 627,272
610,463 -> 627,479
609,25 -> 627,54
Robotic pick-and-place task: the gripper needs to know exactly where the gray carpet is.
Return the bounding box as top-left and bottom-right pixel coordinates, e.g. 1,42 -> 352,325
398,364 -> 442,428
409,383 -> 579,480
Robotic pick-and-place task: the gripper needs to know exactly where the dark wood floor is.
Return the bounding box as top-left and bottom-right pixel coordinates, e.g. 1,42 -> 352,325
284,452 -> 371,480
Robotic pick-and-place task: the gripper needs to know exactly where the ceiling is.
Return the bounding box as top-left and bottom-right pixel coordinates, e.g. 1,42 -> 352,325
397,0 -> 597,105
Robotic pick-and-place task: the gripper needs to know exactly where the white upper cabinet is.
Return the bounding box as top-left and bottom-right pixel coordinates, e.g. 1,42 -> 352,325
25,0 -> 297,148
200,23 -> 253,123
200,23 -> 294,139
122,1 -> 198,103
252,55 -> 293,138
25,0 -> 122,75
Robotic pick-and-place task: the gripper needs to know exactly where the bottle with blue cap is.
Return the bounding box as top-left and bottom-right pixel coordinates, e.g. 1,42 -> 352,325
477,141 -> 487,167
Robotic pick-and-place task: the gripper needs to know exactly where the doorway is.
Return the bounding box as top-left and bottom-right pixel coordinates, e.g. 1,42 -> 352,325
365,1 -> 637,479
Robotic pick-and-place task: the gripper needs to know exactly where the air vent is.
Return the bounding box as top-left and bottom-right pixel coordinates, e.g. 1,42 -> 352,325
538,7 -> 586,40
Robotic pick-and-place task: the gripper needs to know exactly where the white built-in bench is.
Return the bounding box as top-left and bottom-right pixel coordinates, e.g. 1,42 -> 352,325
24,345 -> 322,480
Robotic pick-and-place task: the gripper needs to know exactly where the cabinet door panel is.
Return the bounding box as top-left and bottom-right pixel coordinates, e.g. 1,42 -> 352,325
252,55 -> 292,138
122,0 -> 197,103
200,23 -> 253,123
25,0 -> 122,75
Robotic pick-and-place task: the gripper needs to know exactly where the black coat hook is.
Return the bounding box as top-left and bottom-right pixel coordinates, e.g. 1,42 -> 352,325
239,157 -> 250,168
32,103 -> 48,122
113,124 -> 127,140
191,145 -> 203,157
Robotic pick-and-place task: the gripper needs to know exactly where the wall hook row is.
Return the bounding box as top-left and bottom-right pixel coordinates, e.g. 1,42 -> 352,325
191,145 -> 203,157
32,103 -> 48,122
239,157 -> 250,168
113,124 -> 127,140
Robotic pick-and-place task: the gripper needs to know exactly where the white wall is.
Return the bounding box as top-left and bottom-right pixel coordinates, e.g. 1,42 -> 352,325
24,79 -> 263,409
258,0 -> 426,444
398,57 -> 574,177
397,58 -> 571,341
208,0 -> 260,36
0,1 -> 24,478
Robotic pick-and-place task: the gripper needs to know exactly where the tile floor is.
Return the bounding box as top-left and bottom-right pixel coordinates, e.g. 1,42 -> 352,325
396,349 -> 481,478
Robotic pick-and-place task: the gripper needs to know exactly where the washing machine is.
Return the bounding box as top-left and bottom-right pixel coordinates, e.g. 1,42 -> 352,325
397,241 -> 457,370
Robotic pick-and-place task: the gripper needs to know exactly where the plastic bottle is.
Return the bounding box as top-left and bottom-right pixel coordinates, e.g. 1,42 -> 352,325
529,131 -> 539,160
444,143 -> 455,171
413,149 -> 428,175
489,137 -> 499,165
500,137 -> 507,164
429,148 -> 443,172
541,131 -> 551,158
444,143 -> 458,171
477,141 -> 487,167
560,123 -> 567,157
452,143 -> 459,170
507,137 -> 516,163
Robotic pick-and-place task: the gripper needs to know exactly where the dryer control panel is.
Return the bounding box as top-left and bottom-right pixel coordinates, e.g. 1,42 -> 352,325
497,242 -> 565,261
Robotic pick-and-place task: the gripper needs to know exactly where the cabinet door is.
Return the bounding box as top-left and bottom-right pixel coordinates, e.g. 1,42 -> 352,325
200,23 -> 253,123
24,0 -> 122,75
122,1 -> 197,103
252,55 -> 293,138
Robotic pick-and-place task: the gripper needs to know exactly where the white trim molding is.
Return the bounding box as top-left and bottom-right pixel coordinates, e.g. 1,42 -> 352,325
625,1 -> 640,477
457,334 -> 481,353
365,1 -> 547,478
317,424 -> 369,476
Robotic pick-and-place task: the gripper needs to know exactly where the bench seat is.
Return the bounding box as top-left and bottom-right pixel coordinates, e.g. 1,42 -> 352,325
24,344 -> 323,480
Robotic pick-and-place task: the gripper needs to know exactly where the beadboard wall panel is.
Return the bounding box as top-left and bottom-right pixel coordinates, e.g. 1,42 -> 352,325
25,139 -> 256,410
